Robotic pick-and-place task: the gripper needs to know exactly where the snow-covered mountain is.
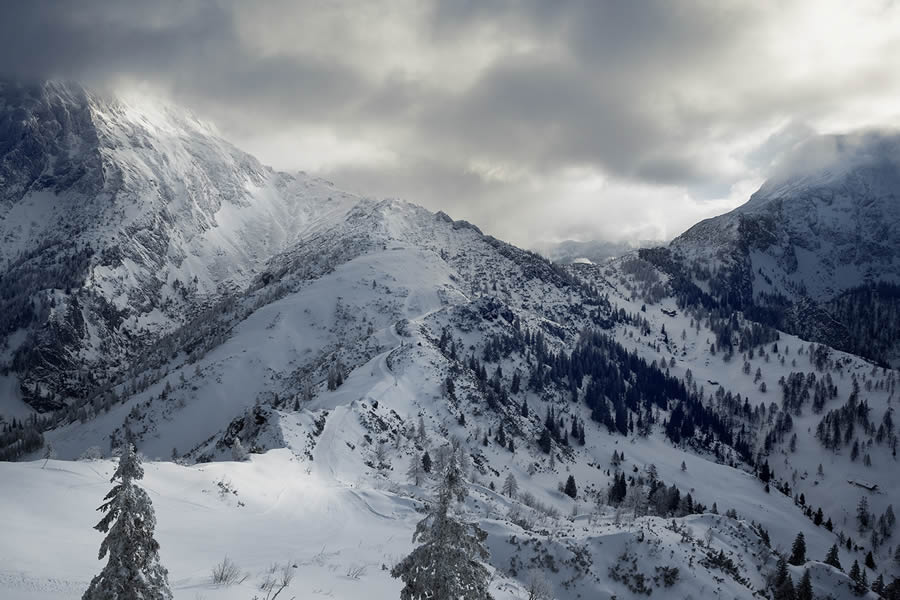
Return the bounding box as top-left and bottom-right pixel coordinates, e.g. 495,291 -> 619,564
0,80 -> 358,410
653,131 -> 900,365
1,86 -> 899,600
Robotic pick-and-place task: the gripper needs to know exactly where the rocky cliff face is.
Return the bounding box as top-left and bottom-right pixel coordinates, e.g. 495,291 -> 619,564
662,131 -> 900,364
0,81 -> 358,408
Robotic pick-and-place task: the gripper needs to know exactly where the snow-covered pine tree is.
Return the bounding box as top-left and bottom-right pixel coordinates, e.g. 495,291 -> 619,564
407,455 -> 425,486
564,475 -> 577,499
83,443 -> 172,600
391,455 -> 493,600
824,543 -> 842,570
416,417 -> 428,445
772,557 -> 795,600
796,569 -> 813,600
231,438 -> 249,461
857,496 -> 870,531
789,532 -> 806,565
502,473 -> 518,498
849,560 -> 867,596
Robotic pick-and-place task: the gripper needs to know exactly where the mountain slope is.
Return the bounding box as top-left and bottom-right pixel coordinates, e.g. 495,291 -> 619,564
28,193 -> 899,598
0,81 -> 358,410
653,131 -> 900,365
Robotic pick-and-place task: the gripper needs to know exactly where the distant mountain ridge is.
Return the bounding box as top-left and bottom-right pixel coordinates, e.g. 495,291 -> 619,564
537,239 -> 661,265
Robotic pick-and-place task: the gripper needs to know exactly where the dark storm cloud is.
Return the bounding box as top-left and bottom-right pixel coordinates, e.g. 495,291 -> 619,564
0,0 -> 746,184
425,57 -> 648,172
1,0 -> 898,245
419,0 -> 750,184
0,1 -> 365,119
0,2 -> 228,82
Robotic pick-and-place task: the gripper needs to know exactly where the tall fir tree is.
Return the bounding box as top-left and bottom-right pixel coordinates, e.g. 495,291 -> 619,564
773,557 -> 795,600
83,443 -> 172,600
538,428 -> 552,454
824,543 -> 842,571
857,496 -> 870,531
502,473 -> 518,498
849,560 -> 868,596
789,532 -> 806,566
796,569 -> 813,600
564,475 -> 577,499
407,455 -> 426,486
391,455 -> 493,600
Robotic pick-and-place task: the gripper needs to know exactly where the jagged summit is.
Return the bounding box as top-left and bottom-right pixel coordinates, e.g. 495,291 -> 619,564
0,81 -> 574,411
0,81 -> 360,408
675,131 -> 900,297
0,80 -> 103,206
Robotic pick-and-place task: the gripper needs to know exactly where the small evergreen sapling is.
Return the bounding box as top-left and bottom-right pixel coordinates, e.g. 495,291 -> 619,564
42,442 -> 55,469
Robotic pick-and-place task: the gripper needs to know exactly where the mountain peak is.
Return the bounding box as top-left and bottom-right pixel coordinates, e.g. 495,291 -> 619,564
661,129 -> 900,364
0,82 -> 360,407
745,129 -> 900,207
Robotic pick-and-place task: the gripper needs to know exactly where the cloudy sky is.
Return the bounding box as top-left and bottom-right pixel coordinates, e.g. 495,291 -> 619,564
2,0 -> 900,248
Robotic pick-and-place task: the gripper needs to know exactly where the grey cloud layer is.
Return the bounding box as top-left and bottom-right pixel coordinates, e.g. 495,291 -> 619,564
2,0 -> 898,245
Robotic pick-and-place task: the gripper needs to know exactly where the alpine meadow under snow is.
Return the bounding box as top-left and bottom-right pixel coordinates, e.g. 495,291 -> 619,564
1,80 -> 900,600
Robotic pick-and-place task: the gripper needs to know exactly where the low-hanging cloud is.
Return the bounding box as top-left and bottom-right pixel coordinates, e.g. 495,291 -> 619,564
1,0 -> 899,246
764,129 -> 900,188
